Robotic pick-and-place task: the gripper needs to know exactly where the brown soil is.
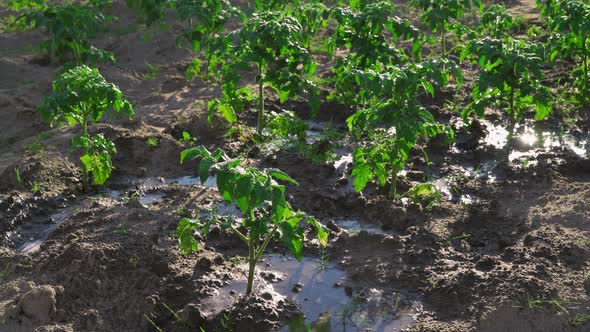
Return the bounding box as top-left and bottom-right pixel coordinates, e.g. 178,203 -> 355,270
1,1 -> 589,332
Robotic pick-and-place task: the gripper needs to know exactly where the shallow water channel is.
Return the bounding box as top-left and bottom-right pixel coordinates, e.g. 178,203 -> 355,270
200,255 -> 422,332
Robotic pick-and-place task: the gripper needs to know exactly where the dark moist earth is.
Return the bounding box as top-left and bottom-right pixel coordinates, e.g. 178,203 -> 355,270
1,1 -> 590,331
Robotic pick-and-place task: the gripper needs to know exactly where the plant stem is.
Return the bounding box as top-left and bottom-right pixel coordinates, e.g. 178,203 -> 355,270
230,226 -> 249,243
254,224 -> 279,263
507,87 -> 516,144
81,116 -> 89,192
583,40 -> 588,94
246,210 -> 257,295
246,236 -> 256,295
389,169 -> 397,199
441,23 -> 446,59
257,64 -> 264,135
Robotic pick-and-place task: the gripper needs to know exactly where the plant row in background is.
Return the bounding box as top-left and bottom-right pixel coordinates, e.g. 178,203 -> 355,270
3,0 -> 590,294
7,0 -> 588,203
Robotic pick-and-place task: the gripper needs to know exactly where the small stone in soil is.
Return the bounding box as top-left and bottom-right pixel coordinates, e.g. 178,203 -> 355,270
292,283 -> 303,293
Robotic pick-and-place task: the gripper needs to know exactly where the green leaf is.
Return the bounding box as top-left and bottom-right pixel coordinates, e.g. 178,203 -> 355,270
176,218 -> 200,255
267,169 -> 299,186
218,103 -> 237,123
351,164 -> 372,193
305,216 -> 328,246
180,146 -> 208,164
280,218 -> 304,262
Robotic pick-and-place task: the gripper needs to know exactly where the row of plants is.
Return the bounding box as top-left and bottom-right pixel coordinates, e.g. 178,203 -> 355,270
11,0 -> 589,294
20,0 -> 590,206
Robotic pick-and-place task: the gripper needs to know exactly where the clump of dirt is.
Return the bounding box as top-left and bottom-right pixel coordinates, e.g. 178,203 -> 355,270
0,151 -> 80,196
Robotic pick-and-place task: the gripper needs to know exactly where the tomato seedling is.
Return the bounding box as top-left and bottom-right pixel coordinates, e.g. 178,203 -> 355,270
461,37 -> 552,141
38,65 -> 134,190
20,2 -> 114,64
327,1 -> 420,74
410,0 -> 483,58
126,0 -> 170,26
209,11 -> 318,135
174,0 -> 242,78
178,146 -> 328,295
345,60 -> 458,198
476,4 -> 515,39
549,0 -> 590,99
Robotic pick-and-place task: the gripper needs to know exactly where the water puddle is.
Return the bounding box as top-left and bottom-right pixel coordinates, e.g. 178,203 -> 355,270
104,175 -> 218,203
304,120 -> 326,144
15,206 -> 77,253
481,120 -> 590,158
333,152 -> 352,177
334,219 -> 385,234
200,256 -> 421,331
198,201 -> 242,220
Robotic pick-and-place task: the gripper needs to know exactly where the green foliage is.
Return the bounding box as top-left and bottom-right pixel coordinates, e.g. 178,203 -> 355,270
266,110 -> 308,142
209,11 -> 318,135
178,146 -> 328,295
403,183 -> 441,208
38,66 -> 133,128
477,4 -> 515,39
20,2 -> 114,64
549,0 -> 590,98
15,167 -> 22,186
327,1 -> 421,73
334,57 -> 462,106
345,60 -> 457,198
289,1 -> 328,49
29,181 -> 41,194
461,37 -> 552,138
74,134 -> 116,185
146,137 -> 159,148
178,131 -> 198,146
145,62 -> 161,80
38,65 -> 133,189
410,0 -> 483,57
174,0 -> 240,52
126,0 -> 170,26
251,0 -> 299,11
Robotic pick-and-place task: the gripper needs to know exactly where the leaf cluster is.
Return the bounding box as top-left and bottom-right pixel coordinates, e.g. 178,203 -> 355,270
38,65 -> 134,127
173,0 -> 242,52
344,61 -> 457,195
327,1 -> 421,72
21,2 -> 114,64
73,134 -> 116,185
178,146 -> 328,261
210,11 -> 319,124
461,37 -> 552,123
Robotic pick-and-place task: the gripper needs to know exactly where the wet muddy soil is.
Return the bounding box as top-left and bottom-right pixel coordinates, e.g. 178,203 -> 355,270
1,0 -> 590,331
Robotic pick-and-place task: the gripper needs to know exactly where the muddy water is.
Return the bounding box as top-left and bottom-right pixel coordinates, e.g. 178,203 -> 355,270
334,218 -> 385,234
480,120 -> 590,158
16,206 -> 77,253
13,175 -> 219,253
200,255 -> 421,331
105,175 -> 217,204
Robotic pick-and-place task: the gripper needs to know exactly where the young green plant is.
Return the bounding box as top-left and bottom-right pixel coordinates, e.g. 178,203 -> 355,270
549,0 -> 590,100
177,146 -> 328,295
208,11 -> 319,135
173,0 -> 242,79
20,2 -> 114,64
410,0 -> 483,58
345,60 -> 458,198
327,1 -> 421,75
461,37 -> 552,141
38,65 -> 133,190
